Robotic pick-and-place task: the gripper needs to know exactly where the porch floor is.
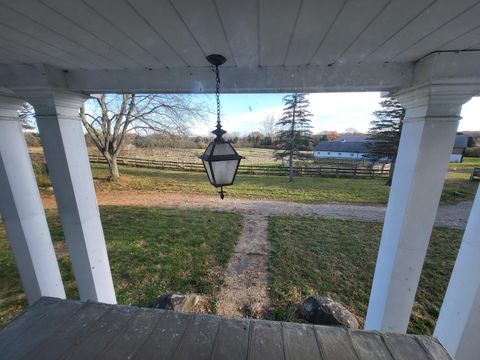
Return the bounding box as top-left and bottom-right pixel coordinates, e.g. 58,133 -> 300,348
0,297 -> 451,359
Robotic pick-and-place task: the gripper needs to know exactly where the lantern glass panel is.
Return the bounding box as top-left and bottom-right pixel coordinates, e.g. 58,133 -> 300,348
202,159 -> 214,184
212,142 -> 236,156
211,159 -> 239,186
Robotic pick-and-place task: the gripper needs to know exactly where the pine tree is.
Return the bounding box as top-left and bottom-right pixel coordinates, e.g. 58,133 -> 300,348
367,97 -> 405,186
274,93 -> 313,182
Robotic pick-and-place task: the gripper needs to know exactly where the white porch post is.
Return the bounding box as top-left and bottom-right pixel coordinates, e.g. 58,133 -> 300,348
434,184 -> 480,359
364,84 -> 474,333
0,92 -> 65,303
19,89 -> 116,304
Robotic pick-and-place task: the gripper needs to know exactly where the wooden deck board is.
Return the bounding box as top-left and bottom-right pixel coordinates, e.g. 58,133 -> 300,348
172,314 -> 220,360
0,297 -> 59,350
350,331 -> 394,360
23,301 -> 110,359
62,305 -> 138,359
248,320 -> 285,360
383,333 -> 433,360
211,318 -> 250,360
282,322 -> 322,360
0,298 -> 453,360
97,308 -> 164,359
314,326 -> 359,360
135,311 -> 192,360
1,299 -> 82,359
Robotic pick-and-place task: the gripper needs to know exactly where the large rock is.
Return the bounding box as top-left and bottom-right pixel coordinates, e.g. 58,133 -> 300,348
152,293 -> 202,313
302,296 -> 359,329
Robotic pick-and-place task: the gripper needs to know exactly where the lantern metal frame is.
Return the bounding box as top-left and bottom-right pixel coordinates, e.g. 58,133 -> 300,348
200,54 -> 244,199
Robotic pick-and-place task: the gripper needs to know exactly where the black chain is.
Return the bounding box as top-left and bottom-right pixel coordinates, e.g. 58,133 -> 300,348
214,65 -> 221,127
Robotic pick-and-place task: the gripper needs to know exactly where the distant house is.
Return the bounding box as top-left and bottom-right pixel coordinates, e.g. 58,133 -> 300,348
313,140 -> 371,160
314,134 -> 471,163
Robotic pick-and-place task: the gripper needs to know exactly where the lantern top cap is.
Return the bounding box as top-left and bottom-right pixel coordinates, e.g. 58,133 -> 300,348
206,54 -> 226,67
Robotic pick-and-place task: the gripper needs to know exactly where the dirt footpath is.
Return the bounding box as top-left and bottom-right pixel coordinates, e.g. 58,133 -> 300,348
41,190 -> 472,319
215,215 -> 270,318
43,191 -> 473,230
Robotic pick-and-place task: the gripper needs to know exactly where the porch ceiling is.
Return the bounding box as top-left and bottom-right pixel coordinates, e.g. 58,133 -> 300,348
1,0 -> 480,93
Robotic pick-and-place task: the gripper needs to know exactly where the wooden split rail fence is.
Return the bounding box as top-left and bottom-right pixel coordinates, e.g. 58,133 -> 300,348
88,154 -> 389,179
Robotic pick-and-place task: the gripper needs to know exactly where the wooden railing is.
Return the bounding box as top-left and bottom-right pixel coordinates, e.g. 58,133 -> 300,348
87,154 -> 389,179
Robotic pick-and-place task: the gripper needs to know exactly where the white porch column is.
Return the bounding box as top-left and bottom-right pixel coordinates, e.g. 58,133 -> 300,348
364,84 -> 475,333
0,92 -> 65,303
434,184 -> 480,359
19,89 -> 116,304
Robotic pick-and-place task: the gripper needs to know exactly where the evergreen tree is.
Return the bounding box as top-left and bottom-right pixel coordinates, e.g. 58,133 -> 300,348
274,93 -> 313,182
367,97 -> 405,186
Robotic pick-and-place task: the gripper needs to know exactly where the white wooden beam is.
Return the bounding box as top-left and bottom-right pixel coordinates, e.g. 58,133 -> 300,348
364,84 -> 477,333
2,52 -> 480,94
434,184 -> 480,359
0,62 -> 412,93
17,88 -> 116,304
0,92 -> 65,303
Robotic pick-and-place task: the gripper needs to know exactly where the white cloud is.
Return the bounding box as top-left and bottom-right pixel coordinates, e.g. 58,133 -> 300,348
192,92 -> 480,136
460,97 -> 480,131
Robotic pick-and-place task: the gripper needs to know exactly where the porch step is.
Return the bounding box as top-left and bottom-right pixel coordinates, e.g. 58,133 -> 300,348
0,297 -> 452,359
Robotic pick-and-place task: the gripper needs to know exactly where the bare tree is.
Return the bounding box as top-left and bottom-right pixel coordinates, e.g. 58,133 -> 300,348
80,94 -> 208,180
261,114 -> 277,138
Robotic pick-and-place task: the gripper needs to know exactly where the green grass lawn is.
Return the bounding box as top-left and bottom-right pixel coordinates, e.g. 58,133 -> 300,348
267,216 -> 463,335
89,164 -> 393,204
91,162 -> 477,204
33,155 -> 480,204
0,206 -> 243,327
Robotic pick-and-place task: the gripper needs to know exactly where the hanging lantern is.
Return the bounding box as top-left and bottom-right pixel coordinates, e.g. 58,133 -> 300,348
200,54 -> 244,199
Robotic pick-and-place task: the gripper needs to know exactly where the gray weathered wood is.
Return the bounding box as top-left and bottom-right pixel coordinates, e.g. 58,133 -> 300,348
0,298 -> 455,360
350,331 -> 394,360
211,318 -> 250,360
382,333 -> 431,360
248,320 -> 285,360
172,313 -> 220,360
1,299 -> 82,359
282,322 -> 322,360
314,326 -> 359,360
136,310 -> 192,360
0,297 -> 60,350
62,305 -> 138,359
25,302 -> 111,359
97,308 -> 163,359
415,336 -> 453,360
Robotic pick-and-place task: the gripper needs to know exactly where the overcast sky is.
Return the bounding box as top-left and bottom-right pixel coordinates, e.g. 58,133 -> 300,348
193,92 -> 480,136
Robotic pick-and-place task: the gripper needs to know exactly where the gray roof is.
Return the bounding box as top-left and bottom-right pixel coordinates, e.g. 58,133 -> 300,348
337,135 -> 369,142
314,141 -> 370,153
315,134 -> 470,153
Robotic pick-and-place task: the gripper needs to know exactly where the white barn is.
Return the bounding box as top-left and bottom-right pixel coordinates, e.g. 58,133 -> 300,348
314,134 -> 471,162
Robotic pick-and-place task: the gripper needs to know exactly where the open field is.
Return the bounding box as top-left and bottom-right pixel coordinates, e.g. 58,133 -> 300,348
88,161 -> 478,204
114,147 -> 279,165
32,144 -> 480,204
267,216 -> 463,335
0,207 -> 243,327
35,163 -> 476,204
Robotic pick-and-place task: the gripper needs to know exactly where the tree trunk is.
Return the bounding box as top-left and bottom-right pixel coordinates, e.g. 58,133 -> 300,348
289,103 -> 296,183
105,153 -> 120,181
